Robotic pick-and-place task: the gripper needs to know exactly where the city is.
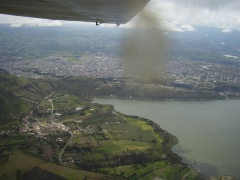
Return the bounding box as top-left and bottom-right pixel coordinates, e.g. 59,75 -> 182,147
1,54 -> 240,93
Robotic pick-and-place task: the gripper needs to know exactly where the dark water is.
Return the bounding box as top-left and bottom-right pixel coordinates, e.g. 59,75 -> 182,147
93,98 -> 240,178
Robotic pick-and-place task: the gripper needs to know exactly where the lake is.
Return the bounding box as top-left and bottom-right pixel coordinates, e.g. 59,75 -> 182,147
93,98 -> 240,178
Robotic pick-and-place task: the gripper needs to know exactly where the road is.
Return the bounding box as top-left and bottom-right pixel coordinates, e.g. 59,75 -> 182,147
58,131 -> 74,166
49,99 -> 54,121
48,97 -> 74,166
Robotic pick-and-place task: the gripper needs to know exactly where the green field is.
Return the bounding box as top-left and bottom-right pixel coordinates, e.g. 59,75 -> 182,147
0,150 -> 112,180
0,92 -> 204,180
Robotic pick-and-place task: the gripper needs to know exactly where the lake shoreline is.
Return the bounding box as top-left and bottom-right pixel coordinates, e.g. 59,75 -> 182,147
116,110 -> 208,179
93,97 -> 240,179
94,95 -> 237,102
93,100 -> 207,179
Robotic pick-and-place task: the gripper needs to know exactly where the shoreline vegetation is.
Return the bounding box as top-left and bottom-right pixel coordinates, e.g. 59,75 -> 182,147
101,107 -> 207,179
94,94 -> 238,102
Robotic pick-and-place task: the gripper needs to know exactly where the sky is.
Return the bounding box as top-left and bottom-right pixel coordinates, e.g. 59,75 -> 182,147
152,0 -> 240,32
0,0 -> 240,32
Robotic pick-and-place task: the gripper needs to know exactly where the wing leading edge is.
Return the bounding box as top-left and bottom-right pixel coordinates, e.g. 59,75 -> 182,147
0,0 -> 150,24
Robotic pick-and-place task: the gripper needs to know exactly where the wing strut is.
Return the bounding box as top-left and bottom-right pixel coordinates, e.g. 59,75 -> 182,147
96,19 -> 104,26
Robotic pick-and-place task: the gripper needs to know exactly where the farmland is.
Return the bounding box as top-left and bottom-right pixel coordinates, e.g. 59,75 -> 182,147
0,93 -> 204,179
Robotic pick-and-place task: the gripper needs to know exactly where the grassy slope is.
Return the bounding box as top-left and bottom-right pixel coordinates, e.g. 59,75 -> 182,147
0,72 -> 62,119
0,150 -> 113,180
0,89 -> 31,120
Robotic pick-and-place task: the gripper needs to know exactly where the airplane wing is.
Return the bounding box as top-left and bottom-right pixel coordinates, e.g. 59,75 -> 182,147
0,0 -> 150,24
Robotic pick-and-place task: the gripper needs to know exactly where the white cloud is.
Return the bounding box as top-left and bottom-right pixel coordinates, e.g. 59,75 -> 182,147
98,23 -> 117,28
0,14 -> 62,27
221,28 -> 232,33
122,6 -> 196,32
10,24 -> 22,28
161,21 -> 196,32
180,24 -> 196,32
148,0 -> 240,30
155,0 -> 240,10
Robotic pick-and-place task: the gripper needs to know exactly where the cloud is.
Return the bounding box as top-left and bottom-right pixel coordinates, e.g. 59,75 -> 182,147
161,21 -> 196,32
0,14 -> 62,27
122,7 -> 196,32
221,28 -> 232,33
180,24 -> 196,31
149,0 -> 240,30
157,0 -> 240,10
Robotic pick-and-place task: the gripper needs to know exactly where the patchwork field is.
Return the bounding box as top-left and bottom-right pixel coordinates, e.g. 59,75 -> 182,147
0,94 -> 204,179
0,150 -> 112,180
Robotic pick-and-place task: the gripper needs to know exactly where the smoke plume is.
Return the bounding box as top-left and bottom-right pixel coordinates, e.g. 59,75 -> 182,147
122,6 -> 167,82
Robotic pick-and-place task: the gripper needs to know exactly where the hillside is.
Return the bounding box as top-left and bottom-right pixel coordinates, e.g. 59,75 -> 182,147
0,71 -> 228,120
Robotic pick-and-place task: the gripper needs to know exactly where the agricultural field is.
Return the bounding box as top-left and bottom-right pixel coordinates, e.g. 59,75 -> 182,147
0,94 -> 203,179
0,150 -> 112,180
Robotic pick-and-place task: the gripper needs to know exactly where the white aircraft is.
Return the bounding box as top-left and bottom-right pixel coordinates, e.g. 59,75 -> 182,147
0,0 -> 150,25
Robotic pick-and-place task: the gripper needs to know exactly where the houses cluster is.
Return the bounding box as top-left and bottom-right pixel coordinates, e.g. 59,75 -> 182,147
47,122 -> 69,132
19,121 -> 47,139
19,112 -> 68,140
